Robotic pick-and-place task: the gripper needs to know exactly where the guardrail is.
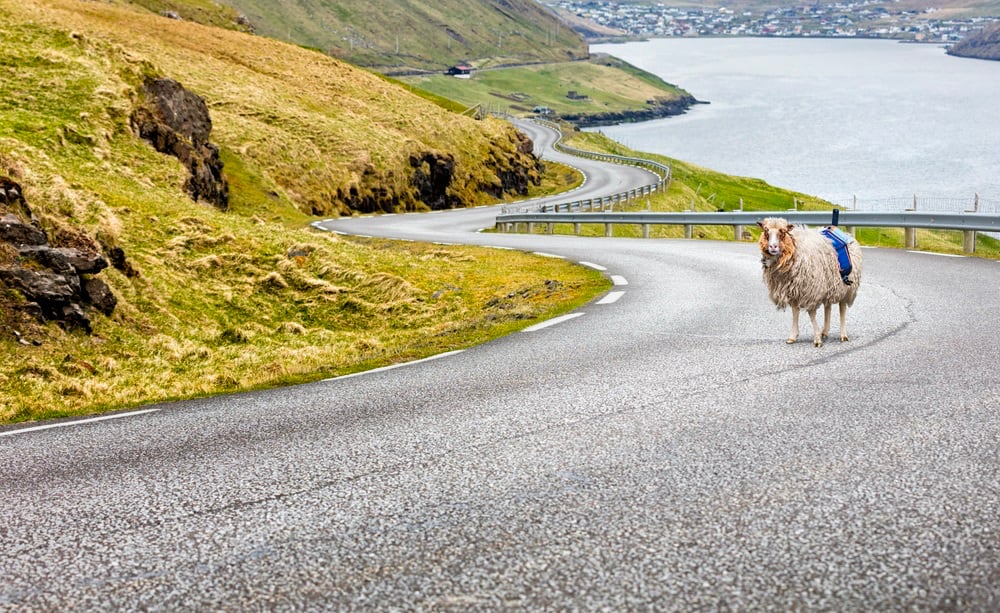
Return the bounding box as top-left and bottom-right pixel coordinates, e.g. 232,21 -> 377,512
503,119 -> 671,214
494,210 -> 1000,254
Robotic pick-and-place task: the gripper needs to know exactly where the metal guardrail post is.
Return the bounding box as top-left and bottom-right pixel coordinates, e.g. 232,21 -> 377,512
964,231 -> 976,254
904,195 -> 918,248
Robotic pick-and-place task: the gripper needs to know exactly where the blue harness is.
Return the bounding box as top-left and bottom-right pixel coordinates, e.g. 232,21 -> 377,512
821,226 -> 855,285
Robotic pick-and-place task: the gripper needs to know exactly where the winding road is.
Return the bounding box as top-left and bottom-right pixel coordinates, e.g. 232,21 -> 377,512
2,121 -> 998,610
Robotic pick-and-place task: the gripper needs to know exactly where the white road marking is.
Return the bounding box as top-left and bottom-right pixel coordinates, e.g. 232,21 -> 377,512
579,261 -> 607,271
611,275 -> 629,286
522,312 -> 585,332
907,250 -> 965,258
596,291 -> 626,305
323,350 -> 466,382
532,252 -> 565,259
0,409 -> 162,438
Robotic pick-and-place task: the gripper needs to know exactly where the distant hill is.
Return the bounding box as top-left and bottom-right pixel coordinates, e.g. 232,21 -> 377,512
205,0 -> 590,74
947,22 -> 1000,59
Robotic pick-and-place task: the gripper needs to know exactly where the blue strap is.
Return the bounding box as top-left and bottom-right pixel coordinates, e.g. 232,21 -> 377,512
821,226 -> 854,284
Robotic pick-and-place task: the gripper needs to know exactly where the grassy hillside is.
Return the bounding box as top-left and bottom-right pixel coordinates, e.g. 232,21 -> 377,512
401,55 -> 694,119
948,22 -> 1000,58
118,0 -> 687,124
191,0 -> 588,73
0,0 -> 608,424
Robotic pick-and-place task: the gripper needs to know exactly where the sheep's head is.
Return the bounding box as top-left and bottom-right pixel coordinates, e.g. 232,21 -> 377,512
757,218 -> 796,268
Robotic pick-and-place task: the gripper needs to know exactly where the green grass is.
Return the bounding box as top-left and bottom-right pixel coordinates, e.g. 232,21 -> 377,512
0,0 -> 609,424
197,0 -> 588,73
401,57 -> 692,118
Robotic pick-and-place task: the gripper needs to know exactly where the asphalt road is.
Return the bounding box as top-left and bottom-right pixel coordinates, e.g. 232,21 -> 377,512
1,121 -> 998,610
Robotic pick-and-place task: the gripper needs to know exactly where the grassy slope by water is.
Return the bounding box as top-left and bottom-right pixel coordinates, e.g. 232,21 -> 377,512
401,55 -> 692,118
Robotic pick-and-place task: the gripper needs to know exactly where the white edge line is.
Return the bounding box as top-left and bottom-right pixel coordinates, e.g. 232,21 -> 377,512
611,275 -> 629,286
0,408 -> 161,438
522,312 -> 585,332
596,291 -> 626,305
907,250 -> 965,258
579,261 -> 607,271
532,252 -> 565,259
323,349 -> 466,382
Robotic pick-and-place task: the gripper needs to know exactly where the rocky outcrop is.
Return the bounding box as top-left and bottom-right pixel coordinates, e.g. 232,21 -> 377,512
333,130 -> 543,214
0,178 -> 117,334
559,94 -> 705,128
130,78 -> 230,210
947,24 -> 1000,61
410,151 -> 458,210
485,128 -> 541,198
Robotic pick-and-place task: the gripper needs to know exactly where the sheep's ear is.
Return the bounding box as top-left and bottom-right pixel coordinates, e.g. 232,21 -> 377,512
756,220 -> 765,229
787,224 -> 796,231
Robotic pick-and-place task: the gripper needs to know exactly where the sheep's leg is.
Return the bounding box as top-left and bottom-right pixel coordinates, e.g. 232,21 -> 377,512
821,304 -> 832,340
839,302 -> 849,341
808,307 -> 823,347
786,306 -> 800,344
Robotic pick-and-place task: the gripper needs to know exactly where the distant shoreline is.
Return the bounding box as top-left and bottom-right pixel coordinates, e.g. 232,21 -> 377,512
559,94 -> 706,128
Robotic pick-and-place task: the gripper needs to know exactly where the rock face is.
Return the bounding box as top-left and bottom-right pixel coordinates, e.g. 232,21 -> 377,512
490,128 -> 539,198
410,151 -> 458,210
0,178 -> 117,334
947,24 -> 1000,61
130,78 -> 230,210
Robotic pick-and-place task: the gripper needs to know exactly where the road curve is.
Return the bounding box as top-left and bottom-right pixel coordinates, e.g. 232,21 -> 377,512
1,122 -> 998,610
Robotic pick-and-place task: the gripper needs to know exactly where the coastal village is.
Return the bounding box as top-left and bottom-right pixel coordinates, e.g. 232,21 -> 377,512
544,0 -> 1000,42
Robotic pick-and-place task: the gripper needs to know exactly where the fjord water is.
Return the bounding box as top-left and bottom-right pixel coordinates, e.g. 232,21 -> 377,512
590,38 -> 1000,205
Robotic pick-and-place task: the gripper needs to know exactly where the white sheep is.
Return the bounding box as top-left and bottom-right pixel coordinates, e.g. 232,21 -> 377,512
756,217 -> 863,347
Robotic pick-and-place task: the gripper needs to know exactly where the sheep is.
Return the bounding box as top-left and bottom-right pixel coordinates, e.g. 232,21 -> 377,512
756,217 -> 863,347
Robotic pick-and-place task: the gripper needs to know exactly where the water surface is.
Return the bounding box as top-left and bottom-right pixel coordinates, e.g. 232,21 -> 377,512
590,38 -> 1000,207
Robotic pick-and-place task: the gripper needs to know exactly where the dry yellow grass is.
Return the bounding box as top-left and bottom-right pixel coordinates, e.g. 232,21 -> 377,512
0,0 -> 609,423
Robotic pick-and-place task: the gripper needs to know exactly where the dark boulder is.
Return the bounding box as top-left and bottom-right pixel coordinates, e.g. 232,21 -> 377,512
410,151 -> 458,210
0,178 -> 118,332
82,278 -> 117,316
0,214 -> 47,247
53,247 -> 108,274
131,77 -> 230,210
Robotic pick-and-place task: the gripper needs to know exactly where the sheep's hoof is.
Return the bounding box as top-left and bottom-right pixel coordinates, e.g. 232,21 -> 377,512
840,335 -> 850,342
786,338 -> 796,344
821,333 -> 829,340
813,339 -> 823,347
